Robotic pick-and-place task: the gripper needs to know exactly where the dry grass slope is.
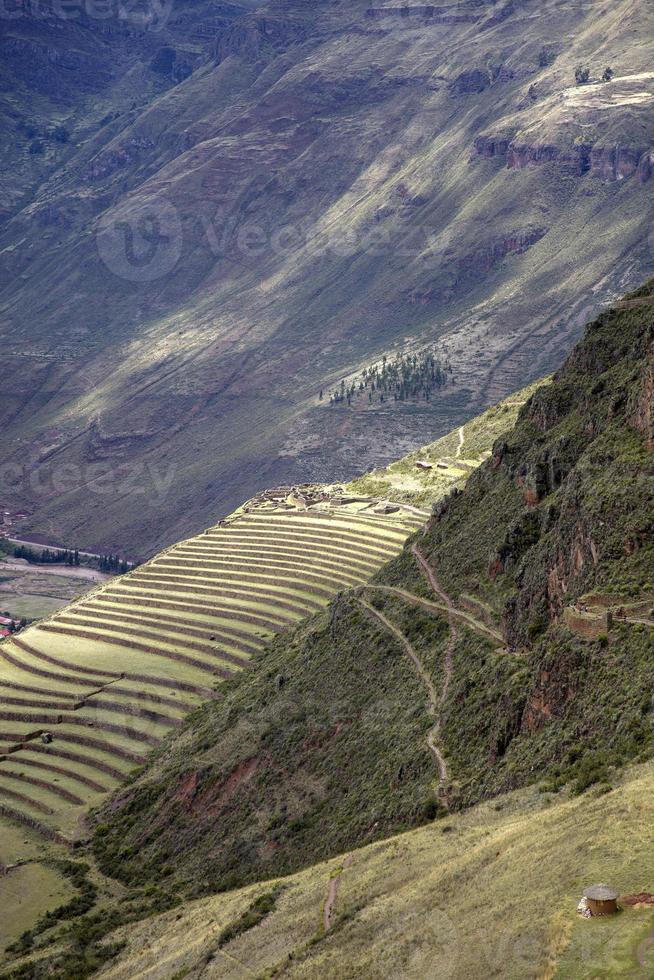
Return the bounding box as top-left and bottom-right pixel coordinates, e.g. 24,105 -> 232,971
98,759 -> 654,980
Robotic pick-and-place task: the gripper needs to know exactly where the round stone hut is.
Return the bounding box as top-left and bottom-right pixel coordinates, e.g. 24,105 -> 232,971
584,884 -> 620,916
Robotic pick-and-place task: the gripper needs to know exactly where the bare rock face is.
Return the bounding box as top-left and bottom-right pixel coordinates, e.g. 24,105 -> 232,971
473,135 -> 511,159
507,142 -> 592,175
468,227 -> 547,273
637,151 -> 654,183
590,145 -> 652,181
504,141 -> 653,182
82,138 -> 156,182
520,657 -> 582,733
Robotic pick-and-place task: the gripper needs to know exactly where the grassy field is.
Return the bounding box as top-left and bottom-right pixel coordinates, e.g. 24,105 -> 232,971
97,758 -> 654,979
0,819 -> 74,953
0,559 -> 107,623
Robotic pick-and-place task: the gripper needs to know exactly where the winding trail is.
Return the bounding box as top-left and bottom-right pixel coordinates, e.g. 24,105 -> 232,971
323,853 -> 353,932
455,425 -> 465,459
363,544 -> 510,805
357,598 -> 449,794
363,584 -> 504,646
626,617 -> 654,631
411,546 -> 457,754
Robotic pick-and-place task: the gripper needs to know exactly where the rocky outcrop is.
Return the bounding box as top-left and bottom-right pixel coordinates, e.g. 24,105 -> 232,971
505,141 -> 652,182
520,655 -> 582,733
403,224 -> 546,307
450,68 -> 492,95
82,138 -> 155,181
465,227 -> 547,274
637,152 -> 654,183
473,135 -> 511,159
590,145 -> 653,182
526,384 -> 576,432
507,142 -> 592,175
213,15 -> 307,65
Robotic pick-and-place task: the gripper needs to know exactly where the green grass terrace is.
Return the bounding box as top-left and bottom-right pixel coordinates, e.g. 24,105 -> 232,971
0,502 -> 423,842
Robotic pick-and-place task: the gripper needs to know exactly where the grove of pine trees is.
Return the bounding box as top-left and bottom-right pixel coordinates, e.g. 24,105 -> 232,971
327,350 -> 451,408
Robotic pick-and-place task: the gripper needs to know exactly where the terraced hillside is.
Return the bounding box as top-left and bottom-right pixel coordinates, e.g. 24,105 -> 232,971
0,494 -> 422,843
89,282 -> 654,907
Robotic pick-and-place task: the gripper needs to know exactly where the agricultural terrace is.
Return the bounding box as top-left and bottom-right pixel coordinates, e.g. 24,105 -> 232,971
0,488 -> 423,843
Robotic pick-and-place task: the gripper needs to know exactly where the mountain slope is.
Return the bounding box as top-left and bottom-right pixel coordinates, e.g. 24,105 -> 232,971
98,757 -> 654,980
90,281 -> 654,902
0,386 -> 531,969
1,0 -> 653,556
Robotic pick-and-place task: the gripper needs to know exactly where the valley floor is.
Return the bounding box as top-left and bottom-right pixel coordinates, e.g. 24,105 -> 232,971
0,559 -> 109,623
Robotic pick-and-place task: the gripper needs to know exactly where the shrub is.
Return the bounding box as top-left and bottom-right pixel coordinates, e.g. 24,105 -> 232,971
52,125 -> 70,143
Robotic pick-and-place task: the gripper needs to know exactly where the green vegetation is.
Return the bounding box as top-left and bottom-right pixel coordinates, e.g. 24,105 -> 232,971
74,759 -> 654,979
90,283 -> 654,912
346,378 -> 546,507
92,594 -> 443,896
6,861 -> 96,957
0,821 -> 76,956
215,886 -> 281,949
327,349 -> 450,407
2,283 -> 654,977
575,65 -> 614,85
12,548 -> 81,568
0,500 -> 419,851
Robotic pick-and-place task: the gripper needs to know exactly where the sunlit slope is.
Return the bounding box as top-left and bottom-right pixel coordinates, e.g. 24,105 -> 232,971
347,377 -> 548,506
0,495 -> 422,842
4,0 -> 653,557
99,759 -> 654,980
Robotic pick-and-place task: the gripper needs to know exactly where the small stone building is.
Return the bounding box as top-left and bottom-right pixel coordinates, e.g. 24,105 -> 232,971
584,884 -> 619,916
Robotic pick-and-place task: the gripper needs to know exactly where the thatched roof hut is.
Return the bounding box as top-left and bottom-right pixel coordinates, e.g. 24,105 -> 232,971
584,884 -> 619,916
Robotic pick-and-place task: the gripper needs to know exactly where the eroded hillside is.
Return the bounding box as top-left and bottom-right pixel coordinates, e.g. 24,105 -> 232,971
1,0 -> 652,555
